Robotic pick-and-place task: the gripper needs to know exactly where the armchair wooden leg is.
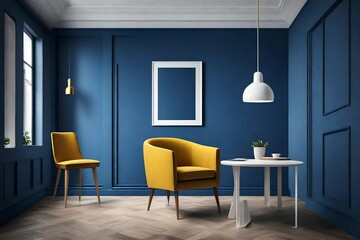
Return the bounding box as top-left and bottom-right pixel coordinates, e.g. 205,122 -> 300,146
147,188 -> 155,211
213,187 -> 221,214
64,169 -> 69,208
78,169 -> 82,201
174,191 -> 179,220
166,190 -> 170,206
92,167 -> 101,204
53,169 -> 61,201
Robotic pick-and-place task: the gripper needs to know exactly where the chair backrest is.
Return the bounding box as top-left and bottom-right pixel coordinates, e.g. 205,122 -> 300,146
51,132 -> 83,164
146,138 -> 193,166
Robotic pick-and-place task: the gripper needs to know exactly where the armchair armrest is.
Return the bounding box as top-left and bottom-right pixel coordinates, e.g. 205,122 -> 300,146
191,143 -> 220,184
191,143 -> 220,170
143,142 -> 177,191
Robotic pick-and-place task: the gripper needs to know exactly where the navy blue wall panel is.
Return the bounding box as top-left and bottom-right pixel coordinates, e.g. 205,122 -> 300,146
54,29 -> 289,196
33,158 -> 43,187
158,68 -> 196,120
0,0 -> 54,226
3,162 -> 17,200
289,0 -> 360,238
56,36 -> 105,188
323,0 -> 350,114
323,128 -> 350,211
18,160 -> 32,193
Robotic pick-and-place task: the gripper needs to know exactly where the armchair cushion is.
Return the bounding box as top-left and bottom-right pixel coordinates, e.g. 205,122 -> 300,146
177,166 -> 216,181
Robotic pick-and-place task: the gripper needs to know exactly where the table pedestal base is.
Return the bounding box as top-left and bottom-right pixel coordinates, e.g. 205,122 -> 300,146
228,199 -> 251,228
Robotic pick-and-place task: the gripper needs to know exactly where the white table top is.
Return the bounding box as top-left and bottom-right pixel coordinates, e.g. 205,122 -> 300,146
221,158 -> 303,167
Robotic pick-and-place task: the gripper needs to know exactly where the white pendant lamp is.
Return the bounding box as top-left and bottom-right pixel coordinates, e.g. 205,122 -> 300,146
242,0 -> 274,103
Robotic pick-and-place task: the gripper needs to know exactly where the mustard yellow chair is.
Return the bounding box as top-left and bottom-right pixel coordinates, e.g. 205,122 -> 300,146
143,137 -> 221,219
51,132 -> 100,208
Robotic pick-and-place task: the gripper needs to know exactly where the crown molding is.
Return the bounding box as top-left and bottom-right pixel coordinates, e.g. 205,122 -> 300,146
21,0 -> 307,29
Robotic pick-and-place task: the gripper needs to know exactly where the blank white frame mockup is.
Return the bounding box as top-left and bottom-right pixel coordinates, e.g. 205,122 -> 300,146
152,61 -> 202,126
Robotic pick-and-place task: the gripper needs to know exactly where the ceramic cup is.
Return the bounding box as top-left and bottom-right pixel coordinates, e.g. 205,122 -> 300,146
272,153 -> 281,158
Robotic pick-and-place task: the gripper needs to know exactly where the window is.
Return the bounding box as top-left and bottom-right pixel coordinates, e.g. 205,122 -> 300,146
4,13 -> 16,148
23,31 -> 33,145
23,26 -> 43,146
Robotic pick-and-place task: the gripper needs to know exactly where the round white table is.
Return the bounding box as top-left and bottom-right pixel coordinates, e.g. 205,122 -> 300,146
221,158 -> 303,229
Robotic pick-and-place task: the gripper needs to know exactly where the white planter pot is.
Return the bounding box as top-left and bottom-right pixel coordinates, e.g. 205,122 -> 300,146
253,147 -> 266,159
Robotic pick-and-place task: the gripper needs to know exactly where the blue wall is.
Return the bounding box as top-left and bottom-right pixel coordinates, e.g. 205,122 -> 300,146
53,29 -> 289,196
158,68 -> 196,120
289,0 -> 360,238
0,0 -> 54,225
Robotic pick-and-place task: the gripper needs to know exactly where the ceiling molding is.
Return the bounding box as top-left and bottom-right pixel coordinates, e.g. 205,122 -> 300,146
21,0 -> 307,29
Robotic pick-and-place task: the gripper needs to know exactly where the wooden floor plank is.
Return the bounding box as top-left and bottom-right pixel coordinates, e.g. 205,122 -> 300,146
0,196 -> 355,240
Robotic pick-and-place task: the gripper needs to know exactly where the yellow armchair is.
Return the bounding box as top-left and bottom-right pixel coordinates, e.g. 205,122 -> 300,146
143,137 -> 221,219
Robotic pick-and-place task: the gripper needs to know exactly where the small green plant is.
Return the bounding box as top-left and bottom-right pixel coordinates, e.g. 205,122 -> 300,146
251,140 -> 269,148
23,131 -> 32,145
4,137 -> 10,146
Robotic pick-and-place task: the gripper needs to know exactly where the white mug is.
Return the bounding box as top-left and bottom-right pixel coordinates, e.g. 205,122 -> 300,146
272,153 -> 281,158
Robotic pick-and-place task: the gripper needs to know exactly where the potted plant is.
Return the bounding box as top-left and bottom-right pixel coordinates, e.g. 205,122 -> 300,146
23,131 -> 32,145
251,140 -> 269,159
4,137 -> 10,147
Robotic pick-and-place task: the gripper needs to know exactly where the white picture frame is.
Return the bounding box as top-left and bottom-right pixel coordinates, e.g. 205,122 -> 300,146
152,61 -> 202,126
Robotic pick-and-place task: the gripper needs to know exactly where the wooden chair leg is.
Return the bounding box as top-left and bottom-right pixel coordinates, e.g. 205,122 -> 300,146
166,190 -> 170,205
213,187 -> 221,214
78,169 -> 82,201
92,167 -> 101,204
64,169 -> 69,208
174,191 -> 179,220
53,169 -> 61,201
147,188 -> 155,211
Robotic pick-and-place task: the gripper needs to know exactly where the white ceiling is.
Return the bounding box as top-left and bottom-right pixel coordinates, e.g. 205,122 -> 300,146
21,0 -> 307,29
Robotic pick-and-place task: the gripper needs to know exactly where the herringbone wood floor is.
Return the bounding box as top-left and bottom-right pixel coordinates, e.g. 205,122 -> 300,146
0,196 -> 355,240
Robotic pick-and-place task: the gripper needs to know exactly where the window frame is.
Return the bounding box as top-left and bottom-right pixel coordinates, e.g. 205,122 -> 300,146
3,11 -> 17,148
23,26 -> 37,146
22,22 -> 44,146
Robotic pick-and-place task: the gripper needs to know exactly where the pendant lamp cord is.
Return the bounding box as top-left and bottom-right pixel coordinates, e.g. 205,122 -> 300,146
257,0 -> 260,72
68,45 -> 71,78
